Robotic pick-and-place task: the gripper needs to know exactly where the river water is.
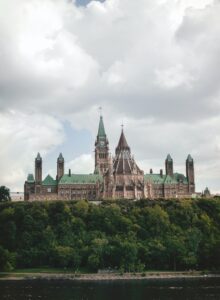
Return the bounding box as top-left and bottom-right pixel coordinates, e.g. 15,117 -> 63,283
0,277 -> 220,300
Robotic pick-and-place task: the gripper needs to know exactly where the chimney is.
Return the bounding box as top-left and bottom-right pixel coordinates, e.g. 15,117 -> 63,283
68,169 -> 71,177
160,169 -> 163,177
150,168 -> 153,174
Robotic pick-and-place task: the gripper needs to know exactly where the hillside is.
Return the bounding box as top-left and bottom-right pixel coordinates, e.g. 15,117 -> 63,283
0,199 -> 220,272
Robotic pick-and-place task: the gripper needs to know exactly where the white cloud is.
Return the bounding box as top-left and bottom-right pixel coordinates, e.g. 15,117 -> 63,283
155,64 -> 195,89
0,111 -> 64,190
0,0 -> 220,193
67,154 -> 94,174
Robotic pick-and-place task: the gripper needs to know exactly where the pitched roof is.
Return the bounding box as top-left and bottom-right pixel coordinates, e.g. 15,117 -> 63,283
166,154 -> 173,162
59,174 -> 103,185
27,174 -> 35,183
144,174 -> 165,184
58,153 -> 64,162
42,174 -> 57,186
187,154 -> 193,162
116,130 -> 130,153
144,173 -> 188,185
36,153 -> 42,160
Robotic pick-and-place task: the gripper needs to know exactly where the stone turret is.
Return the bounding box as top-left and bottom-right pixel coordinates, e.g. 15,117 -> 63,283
186,154 -> 195,193
35,153 -> 42,185
35,153 -> 42,194
165,154 -> 173,177
57,153 -> 64,181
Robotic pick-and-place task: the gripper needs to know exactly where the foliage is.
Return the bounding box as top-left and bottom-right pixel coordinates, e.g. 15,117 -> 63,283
0,199 -> 220,272
0,186 -> 11,202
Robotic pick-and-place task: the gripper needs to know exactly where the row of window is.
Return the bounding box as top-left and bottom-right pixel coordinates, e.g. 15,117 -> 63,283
99,153 -> 107,159
59,190 -> 96,195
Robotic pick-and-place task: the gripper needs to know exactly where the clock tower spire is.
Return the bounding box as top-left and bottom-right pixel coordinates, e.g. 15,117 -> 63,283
94,112 -> 109,175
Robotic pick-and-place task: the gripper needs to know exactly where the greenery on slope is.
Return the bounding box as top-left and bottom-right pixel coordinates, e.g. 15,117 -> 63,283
0,199 -> 220,272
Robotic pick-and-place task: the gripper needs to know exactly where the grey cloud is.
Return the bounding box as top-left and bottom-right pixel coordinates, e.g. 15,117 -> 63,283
0,0 -> 220,193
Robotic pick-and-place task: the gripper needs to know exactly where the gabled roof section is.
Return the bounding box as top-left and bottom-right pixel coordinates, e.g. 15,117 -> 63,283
27,174 -> 35,183
164,175 -> 177,184
144,174 -> 165,184
42,174 -> 57,186
59,174 -> 103,185
97,116 -> 106,138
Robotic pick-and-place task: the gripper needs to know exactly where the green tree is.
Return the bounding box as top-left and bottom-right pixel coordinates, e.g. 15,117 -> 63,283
51,246 -> 76,268
0,246 -> 16,271
0,186 -> 11,202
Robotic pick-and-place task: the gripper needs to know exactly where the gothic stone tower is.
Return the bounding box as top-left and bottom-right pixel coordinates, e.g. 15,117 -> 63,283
165,154 -> 173,177
57,153 -> 64,181
35,152 -> 42,194
95,115 -> 109,175
186,154 -> 195,193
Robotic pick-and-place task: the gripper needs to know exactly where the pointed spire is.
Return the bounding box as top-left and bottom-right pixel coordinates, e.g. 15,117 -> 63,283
113,128 -> 142,175
166,154 -> 173,162
116,128 -> 130,153
97,115 -> 106,138
187,154 -> 193,162
36,152 -> 41,160
58,152 -> 64,161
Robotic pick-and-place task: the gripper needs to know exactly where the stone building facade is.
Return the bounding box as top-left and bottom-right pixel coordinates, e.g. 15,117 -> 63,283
24,116 -> 195,201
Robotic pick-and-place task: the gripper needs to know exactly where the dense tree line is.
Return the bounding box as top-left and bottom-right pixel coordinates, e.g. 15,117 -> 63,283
0,198 -> 220,272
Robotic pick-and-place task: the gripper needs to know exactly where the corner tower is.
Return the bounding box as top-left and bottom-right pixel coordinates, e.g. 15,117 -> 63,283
186,154 -> 195,193
165,154 -> 173,177
94,115 -> 109,175
57,153 -> 64,181
35,153 -> 42,194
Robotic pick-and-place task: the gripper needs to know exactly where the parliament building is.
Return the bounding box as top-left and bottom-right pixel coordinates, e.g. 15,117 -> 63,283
24,116 -> 195,201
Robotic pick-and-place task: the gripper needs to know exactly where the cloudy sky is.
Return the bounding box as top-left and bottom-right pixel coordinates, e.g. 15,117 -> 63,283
0,0 -> 220,193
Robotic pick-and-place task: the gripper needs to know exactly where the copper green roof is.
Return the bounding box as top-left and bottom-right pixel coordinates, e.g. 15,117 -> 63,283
144,174 -> 165,184
59,174 -> 103,185
97,116 -> 106,138
42,174 -> 57,186
144,173 -> 188,185
27,174 -> 35,183
166,154 -> 173,162
174,173 -> 188,184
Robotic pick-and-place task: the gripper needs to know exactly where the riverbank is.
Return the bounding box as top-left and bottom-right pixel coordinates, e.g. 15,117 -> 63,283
1,271 -> 220,281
